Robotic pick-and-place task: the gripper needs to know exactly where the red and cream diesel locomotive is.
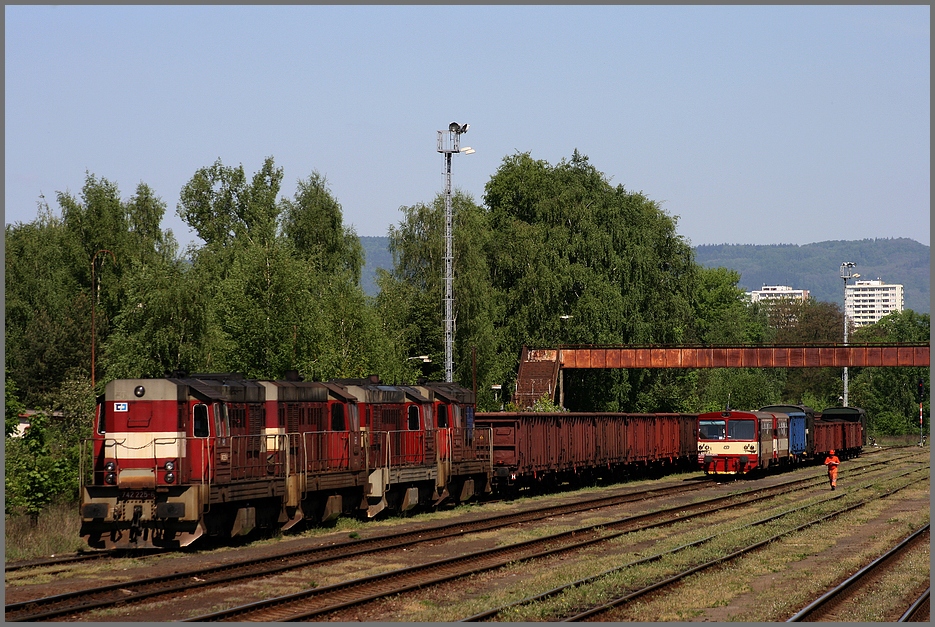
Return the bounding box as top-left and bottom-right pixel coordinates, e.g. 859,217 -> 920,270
79,373 -> 491,550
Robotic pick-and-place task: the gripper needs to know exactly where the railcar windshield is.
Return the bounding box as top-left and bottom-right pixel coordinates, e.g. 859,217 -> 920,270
699,420 -> 726,440
728,419 -> 756,440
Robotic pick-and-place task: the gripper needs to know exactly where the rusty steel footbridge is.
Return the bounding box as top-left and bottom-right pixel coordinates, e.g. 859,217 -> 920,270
513,343 -> 930,407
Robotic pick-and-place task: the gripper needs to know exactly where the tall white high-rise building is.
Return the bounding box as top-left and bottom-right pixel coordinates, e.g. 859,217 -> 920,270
845,279 -> 904,327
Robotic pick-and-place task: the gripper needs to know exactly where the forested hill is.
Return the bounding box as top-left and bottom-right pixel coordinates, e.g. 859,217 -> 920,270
361,236 -> 394,296
362,236 -> 930,314
693,238 -> 929,314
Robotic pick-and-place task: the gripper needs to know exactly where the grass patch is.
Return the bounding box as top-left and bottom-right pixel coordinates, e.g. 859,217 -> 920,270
5,500 -> 88,562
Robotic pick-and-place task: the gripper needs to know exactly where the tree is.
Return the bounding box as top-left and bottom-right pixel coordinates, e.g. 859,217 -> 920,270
177,157 -> 393,381
6,201 -> 90,404
684,266 -> 782,411
281,171 -> 363,282
849,310 -> 930,436
376,191 -> 495,388
103,257 -> 212,378
483,151 -> 695,411
773,299 -> 845,406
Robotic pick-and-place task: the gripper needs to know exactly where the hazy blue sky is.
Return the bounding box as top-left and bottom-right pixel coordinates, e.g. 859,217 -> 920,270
6,5 -> 930,250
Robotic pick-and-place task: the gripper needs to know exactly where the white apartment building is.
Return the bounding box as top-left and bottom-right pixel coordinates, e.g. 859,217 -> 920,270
747,285 -> 810,304
845,279 -> 904,327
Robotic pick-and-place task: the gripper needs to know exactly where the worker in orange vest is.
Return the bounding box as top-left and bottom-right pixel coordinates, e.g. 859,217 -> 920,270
824,449 -> 840,490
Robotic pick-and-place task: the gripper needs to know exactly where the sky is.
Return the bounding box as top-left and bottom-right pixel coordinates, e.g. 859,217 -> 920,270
5,5 -> 930,251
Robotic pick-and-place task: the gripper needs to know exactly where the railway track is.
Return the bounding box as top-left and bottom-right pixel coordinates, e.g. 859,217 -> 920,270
899,587 -> 930,623
786,524 -> 930,622
4,551 -> 114,573
4,476 -> 715,621
5,449 -> 922,621
462,465 -> 929,621
182,461 -> 925,622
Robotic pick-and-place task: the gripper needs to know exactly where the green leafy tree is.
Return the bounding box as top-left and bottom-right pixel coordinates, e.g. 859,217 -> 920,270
773,299 -> 845,406
377,191 -> 501,399
5,204 -> 89,405
6,413 -> 69,524
483,151 -> 695,411
686,266 -> 782,411
849,310 -> 929,436
104,257 -> 213,378
5,371 -> 26,438
281,171 -> 363,282
178,157 -> 393,381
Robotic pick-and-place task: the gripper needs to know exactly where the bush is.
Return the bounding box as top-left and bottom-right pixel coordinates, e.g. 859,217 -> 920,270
872,411 -> 917,437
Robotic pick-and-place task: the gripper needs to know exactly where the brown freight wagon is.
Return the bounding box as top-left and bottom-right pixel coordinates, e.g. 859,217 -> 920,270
813,406 -> 866,460
474,412 -> 698,494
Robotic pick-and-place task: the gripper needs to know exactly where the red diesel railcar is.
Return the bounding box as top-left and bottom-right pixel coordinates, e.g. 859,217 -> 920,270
698,407 -> 865,476
697,410 -> 791,475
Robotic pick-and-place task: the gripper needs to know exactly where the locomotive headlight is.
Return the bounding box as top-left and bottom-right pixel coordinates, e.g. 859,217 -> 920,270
104,472 -> 117,485
164,460 -> 175,471
105,461 -> 116,472
164,472 -> 175,484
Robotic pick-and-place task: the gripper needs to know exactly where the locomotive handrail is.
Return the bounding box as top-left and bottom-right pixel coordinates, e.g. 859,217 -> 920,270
384,429 -> 429,467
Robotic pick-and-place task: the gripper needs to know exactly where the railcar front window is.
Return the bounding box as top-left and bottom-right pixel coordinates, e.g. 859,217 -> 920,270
407,405 -> 419,431
728,420 -> 756,440
699,420 -> 725,440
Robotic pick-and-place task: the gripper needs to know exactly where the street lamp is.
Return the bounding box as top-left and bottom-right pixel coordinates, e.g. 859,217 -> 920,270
91,249 -> 116,390
407,355 -> 432,363
840,262 -> 859,406
437,122 -> 474,383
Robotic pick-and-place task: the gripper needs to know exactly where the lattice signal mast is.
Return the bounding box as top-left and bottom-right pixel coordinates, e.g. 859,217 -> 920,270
437,122 -> 473,383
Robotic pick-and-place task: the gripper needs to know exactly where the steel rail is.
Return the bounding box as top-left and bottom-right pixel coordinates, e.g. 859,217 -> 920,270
184,460 -> 918,622
898,586 -> 930,623
5,451 -> 919,622
4,551 -> 114,573
462,464 -> 929,622
563,470 -> 928,622
4,478 -> 718,621
786,524 -> 930,622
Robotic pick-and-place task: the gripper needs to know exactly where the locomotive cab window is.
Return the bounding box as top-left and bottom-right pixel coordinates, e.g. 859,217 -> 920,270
728,420 -> 756,440
437,404 -> 449,429
193,404 -> 209,437
96,403 -> 106,434
407,405 -> 420,431
213,403 -> 230,439
331,403 -> 346,431
699,420 -> 725,440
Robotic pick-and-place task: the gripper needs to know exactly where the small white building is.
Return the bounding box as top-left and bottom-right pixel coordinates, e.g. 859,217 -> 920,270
845,279 -> 904,327
746,285 -> 810,304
